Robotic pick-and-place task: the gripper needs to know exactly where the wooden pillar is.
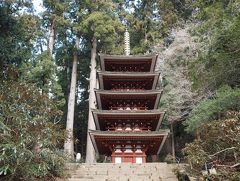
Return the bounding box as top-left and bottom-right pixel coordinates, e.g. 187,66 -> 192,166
171,122 -> 176,161
133,150 -> 136,163
143,152 -> 146,163
111,151 -> 115,163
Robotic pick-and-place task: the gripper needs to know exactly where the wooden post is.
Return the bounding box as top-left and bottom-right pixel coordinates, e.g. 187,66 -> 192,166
151,155 -> 158,162
171,122 -> 176,161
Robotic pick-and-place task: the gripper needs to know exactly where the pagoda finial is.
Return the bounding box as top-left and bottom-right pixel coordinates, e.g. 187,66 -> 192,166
124,28 -> 130,56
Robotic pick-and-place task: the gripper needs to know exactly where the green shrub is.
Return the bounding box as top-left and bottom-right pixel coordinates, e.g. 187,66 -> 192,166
0,80 -> 66,180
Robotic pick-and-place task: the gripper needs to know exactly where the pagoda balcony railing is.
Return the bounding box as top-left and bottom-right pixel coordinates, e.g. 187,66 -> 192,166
106,127 -> 152,132
109,106 -> 148,111
111,88 -> 146,91
107,66 -> 148,72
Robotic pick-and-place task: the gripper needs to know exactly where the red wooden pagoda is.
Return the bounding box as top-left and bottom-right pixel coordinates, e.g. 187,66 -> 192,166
89,54 -> 169,163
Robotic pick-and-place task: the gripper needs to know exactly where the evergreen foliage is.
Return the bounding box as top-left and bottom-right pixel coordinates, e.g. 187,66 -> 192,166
185,0 -> 240,132
185,86 -> 240,132
0,1 -> 36,66
20,52 -> 65,108
189,15 -> 240,92
75,11 -> 124,53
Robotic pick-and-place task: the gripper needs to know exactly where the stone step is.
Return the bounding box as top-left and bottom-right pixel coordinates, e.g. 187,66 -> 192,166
66,163 -> 178,181
68,177 -> 160,181
68,179 -> 106,181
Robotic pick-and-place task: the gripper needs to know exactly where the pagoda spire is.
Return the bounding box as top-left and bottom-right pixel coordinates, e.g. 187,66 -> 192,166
124,29 -> 130,56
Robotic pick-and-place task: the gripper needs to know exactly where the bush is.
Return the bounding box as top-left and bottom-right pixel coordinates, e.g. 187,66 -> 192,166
183,112 -> 240,180
164,154 -> 176,164
0,80 -> 66,180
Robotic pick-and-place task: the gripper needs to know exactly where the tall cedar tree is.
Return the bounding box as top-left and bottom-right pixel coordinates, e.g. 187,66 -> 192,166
73,0 -> 124,162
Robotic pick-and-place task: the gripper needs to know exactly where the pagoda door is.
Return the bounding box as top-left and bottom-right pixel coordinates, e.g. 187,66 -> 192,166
111,149 -> 146,163
122,154 -> 134,163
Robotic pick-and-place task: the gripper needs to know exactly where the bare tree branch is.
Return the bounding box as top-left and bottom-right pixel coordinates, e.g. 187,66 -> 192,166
209,147 -> 236,158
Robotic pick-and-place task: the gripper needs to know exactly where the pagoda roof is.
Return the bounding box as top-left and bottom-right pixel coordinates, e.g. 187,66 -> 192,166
97,71 -> 160,90
95,89 -> 162,110
89,129 -> 170,155
89,129 -> 169,137
99,54 -> 158,72
91,109 -> 165,131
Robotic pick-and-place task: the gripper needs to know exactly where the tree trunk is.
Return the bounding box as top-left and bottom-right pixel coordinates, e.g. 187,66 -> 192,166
48,19 -> 55,57
144,28 -> 148,44
86,37 -> 97,163
196,128 -> 201,140
64,37 -> 79,158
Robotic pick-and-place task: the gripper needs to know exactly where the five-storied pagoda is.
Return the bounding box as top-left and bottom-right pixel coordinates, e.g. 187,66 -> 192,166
89,52 -> 170,163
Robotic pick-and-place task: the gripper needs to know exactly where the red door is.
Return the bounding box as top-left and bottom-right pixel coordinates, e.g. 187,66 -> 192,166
123,156 -> 133,163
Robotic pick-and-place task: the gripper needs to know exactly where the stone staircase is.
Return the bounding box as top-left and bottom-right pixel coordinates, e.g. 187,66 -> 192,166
64,163 -> 178,181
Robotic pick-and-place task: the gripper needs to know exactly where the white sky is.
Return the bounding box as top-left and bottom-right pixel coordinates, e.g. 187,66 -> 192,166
33,0 -> 44,14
